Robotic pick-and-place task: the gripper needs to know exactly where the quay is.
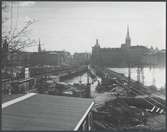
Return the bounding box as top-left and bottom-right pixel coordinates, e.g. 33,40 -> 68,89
93,66 -> 166,110
1,65 -> 165,130
2,65 -> 89,95
89,66 -> 166,129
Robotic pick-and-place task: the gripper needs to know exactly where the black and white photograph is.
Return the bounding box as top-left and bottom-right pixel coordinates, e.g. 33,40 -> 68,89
1,1 -> 166,131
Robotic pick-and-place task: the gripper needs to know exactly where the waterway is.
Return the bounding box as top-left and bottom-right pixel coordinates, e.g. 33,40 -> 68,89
109,67 -> 165,90
62,66 -> 165,105
64,72 -> 96,96
64,73 -> 92,84
64,72 -> 114,105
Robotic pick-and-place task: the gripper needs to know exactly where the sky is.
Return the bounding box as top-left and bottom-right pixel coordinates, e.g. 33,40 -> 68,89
3,1 -> 166,54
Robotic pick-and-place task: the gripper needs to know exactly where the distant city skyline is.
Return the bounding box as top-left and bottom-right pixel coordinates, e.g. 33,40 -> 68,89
3,1 -> 166,53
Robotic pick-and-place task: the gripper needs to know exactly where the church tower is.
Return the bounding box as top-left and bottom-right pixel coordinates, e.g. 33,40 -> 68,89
92,39 -> 101,65
125,25 -> 131,47
38,39 -> 42,52
95,39 -> 100,48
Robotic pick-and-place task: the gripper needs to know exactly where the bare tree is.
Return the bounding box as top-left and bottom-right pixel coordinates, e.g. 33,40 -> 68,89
2,1 -> 37,53
1,1 -> 38,80
2,20 -> 37,53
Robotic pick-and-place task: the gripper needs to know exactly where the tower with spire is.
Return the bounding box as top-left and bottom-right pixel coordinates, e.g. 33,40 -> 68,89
92,39 -> 101,65
38,39 -> 42,52
121,25 -> 131,48
125,25 -> 131,47
95,39 -> 100,48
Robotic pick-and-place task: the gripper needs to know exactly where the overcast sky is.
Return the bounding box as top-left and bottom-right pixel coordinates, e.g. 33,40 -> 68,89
3,1 -> 166,53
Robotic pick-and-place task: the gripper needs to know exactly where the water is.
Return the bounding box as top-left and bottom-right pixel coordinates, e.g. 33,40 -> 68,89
64,72 -> 95,96
64,72 -> 112,105
63,72 -> 99,96
64,73 -> 92,84
62,67 -> 165,104
109,67 -> 166,90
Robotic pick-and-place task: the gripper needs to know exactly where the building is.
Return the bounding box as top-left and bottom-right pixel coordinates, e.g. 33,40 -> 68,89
91,39 -> 101,65
30,41 -> 72,66
55,51 -> 73,65
2,39 -> 32,68
142,49 -> 166,66
30,51 -> 72,66
30,51 -> 59,66
2,93 -> 94,131
7,51 -> 32,67
91,26 -> 150,67
73,52 -> 91,65
1,51 -> 33,80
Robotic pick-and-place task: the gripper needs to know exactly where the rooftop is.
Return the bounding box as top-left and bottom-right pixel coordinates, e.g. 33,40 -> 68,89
2,93 -> 94,131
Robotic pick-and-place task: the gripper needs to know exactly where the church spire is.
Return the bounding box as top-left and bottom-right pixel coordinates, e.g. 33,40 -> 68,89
38,38 -> 42,52
96,39 -> 98,45
125,25 -> 131,47
95,39 -> 100,48
127,25 -> 130,38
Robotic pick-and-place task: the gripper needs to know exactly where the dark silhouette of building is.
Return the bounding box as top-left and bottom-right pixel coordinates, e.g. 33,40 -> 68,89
91,26 -> 150,67
7,51 -> 32,67
73,52 -> 91,65
142,49 -> 166,66
92,39 -> 101,65
30,40 -> 72,66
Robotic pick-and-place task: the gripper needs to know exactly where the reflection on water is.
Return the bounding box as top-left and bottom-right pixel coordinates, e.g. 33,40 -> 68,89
63,67 -> 166,106
64,72 -> 104,100
63,67 -> 165,90
64,73 -> 93,84
109,67 -> 166,90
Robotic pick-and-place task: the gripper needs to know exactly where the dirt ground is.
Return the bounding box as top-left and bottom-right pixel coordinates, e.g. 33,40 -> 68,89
146,114 -> 166,129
